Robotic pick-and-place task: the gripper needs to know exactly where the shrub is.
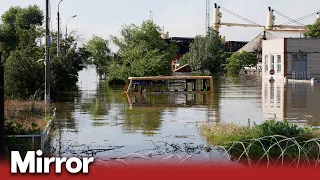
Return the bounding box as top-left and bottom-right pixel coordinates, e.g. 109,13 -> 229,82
200,120 -> 320,165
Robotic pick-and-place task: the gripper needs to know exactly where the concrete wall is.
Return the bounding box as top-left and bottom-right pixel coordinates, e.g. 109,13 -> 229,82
262,39 -> 285,80
286,38 -> 320,79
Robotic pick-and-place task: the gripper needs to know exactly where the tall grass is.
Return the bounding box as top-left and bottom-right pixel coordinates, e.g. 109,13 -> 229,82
4,100 -> 47,134
200,120 -> 320,166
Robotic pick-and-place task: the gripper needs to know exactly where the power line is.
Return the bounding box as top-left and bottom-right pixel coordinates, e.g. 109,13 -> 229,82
281,11 -> 320,25
219,6 -> 262,26
273,9 -> 305,26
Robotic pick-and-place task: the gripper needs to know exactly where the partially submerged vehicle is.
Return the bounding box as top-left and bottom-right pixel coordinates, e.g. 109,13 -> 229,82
123,76 -> 214,94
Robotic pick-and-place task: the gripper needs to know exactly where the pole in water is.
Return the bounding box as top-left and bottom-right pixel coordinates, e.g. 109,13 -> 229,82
45,0 -> 51,103
0,53 -> 5,160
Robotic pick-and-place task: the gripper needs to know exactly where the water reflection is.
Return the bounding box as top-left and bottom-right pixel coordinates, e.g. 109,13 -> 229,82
50,67 -> 217,158
262,78 -> 320,126
49,66 -> 320,159
79,82 -> 112,126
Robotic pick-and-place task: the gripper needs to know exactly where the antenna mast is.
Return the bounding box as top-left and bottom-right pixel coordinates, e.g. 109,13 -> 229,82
150,10 -> 153,22
206,0 -> 211,32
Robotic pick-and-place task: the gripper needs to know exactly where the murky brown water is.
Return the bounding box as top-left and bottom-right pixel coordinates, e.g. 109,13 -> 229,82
49,66 -> 320,162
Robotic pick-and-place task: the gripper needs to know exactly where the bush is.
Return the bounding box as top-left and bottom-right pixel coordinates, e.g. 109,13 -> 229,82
201,120 -> 315,146
201,120 -> 319,165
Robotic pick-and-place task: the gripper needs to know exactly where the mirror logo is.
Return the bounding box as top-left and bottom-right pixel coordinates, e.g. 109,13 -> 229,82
10,150 -> 95,174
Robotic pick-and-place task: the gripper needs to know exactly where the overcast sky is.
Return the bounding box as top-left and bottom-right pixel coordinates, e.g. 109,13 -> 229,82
1,0 -> 319,44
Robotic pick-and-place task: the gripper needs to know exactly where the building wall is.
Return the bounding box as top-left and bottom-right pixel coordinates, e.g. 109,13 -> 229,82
263,38 -> 320,80
262,39 -> 285,80
286,38 -> 320,79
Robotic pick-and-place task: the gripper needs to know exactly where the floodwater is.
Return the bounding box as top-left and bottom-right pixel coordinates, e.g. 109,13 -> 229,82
49,66 -> 320,163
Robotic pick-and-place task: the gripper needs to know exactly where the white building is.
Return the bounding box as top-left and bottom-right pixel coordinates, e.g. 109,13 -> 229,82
262,38 -> 320,81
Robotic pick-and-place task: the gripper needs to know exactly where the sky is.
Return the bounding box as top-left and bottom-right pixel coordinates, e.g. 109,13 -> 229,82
0,0 -> 319,46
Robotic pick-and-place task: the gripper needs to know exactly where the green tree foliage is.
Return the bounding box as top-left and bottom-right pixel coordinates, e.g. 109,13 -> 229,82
86,35 -> 112,76
225,51 -> 258,74
0,5 -> 43,57
1,5 -> 45,99
4,49 -> 44,99
181,28 -> 223,74
1,5 -> 90,100
49,32 -> 91,99
304,20 -> 320,38
108,21 -> 178,84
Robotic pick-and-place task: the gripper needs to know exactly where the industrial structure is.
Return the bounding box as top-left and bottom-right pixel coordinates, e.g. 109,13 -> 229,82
212,3 -> 316,33
163,36 -> 247,71
161,1 -> 320,73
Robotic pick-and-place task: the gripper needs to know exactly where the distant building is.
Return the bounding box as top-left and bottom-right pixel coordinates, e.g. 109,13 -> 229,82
221,41 -> 248,52
262,38 -> 320,81
238,31 -> 277,60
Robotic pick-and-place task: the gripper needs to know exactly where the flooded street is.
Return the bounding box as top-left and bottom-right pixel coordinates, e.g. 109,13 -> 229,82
49,66 -> 320,162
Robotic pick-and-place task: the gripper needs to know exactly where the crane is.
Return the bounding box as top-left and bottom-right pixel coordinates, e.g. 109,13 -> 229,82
213,3 -> 264,32
213,3 -> 320,33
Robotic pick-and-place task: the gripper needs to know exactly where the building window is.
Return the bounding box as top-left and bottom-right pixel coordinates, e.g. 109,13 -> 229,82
265,55 -> 268,72
277,55 -> 281,73
270,55 -> 275,70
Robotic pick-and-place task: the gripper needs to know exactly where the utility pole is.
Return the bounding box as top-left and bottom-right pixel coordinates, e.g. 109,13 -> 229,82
57,0 -> 63,58
65,15 -> 77,54
0,53 -> 5,160
0,52 -> 5,161
45,0 -> 51,103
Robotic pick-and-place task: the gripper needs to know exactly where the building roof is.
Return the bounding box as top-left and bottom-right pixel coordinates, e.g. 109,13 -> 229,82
238,31 -> 278,53
174,64 -> 192,73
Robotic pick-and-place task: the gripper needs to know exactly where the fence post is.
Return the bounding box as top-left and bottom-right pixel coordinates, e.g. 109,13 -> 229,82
40,134 -> 44,151
32,136 -> 35,150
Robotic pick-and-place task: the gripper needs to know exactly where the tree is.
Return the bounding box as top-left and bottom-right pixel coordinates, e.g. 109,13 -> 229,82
0,5 -> 43,57
86,36 -> 112,76
1,5 -> 45,99
181,28 -> 223,74
225,51 -> 258,74
1,5 -> 90,100
49,32 -> 91,99
108,21 -> 178,84
304,20 -> 320,38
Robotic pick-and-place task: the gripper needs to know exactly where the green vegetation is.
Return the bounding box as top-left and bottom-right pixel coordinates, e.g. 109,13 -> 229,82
4,100 -> 48,135
225,51 -> 258,74
201,120 -> 315,146
0,5 -> 90,100
86,35 -> 113,76
304,20 -> 320,38
105,20 -> 178,84
4,100 -> 51,153
179,28 -> 223,74
201,120 -> 320,164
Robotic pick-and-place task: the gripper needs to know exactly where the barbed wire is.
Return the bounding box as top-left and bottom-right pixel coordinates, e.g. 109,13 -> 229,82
56,136 -> 320,168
